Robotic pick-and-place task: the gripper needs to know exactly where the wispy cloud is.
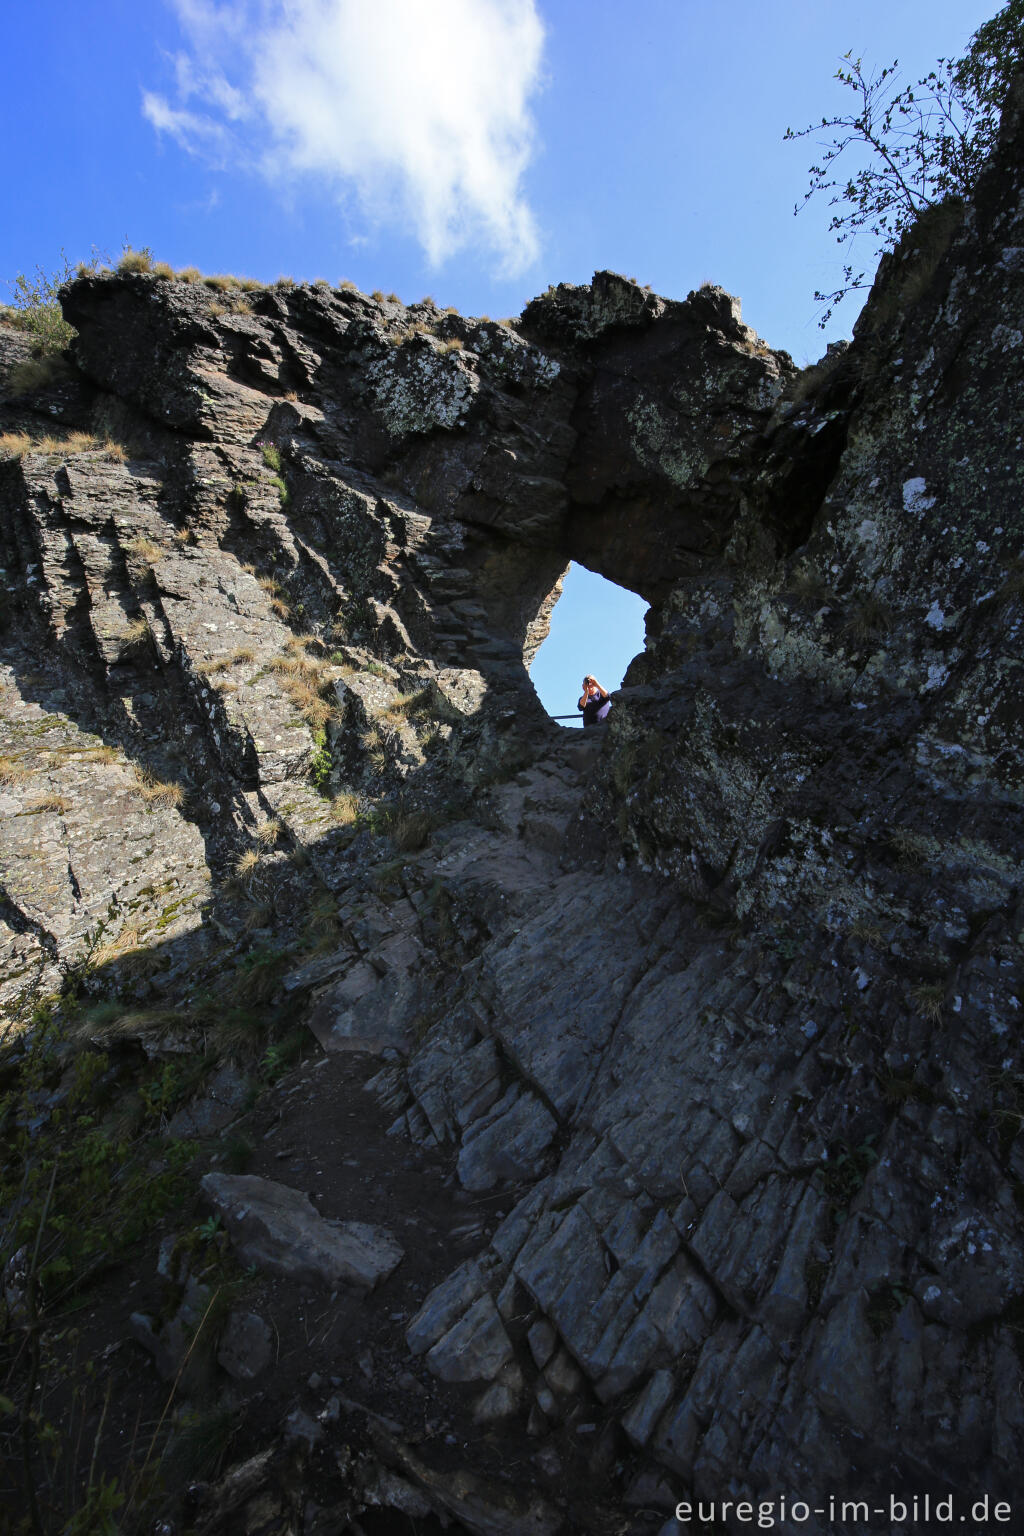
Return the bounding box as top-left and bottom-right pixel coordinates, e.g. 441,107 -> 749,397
144,0 -> 546,273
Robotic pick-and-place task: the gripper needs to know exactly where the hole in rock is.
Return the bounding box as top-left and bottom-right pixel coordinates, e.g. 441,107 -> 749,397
530,563 -> 648,727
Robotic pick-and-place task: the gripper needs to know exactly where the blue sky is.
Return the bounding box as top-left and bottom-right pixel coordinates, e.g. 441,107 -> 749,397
2,0 -> 997,716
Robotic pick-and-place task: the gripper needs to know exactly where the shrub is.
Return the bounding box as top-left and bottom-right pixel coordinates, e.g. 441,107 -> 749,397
3,252 -> 77,353
786,2 -> 1024,321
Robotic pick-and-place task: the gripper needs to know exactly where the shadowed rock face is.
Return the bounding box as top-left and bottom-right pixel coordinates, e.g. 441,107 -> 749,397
2,82 -> 1023,1536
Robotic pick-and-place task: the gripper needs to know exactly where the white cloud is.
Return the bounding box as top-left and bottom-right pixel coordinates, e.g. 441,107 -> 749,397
146,0 -> 545,273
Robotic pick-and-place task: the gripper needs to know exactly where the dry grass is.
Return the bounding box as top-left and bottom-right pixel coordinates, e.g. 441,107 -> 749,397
207,645 -> 257,675
786,567 -> 837,607
361,726 -> 388,775
1,428 -> 97,456
234,848 -> 262,878
400,321 -> 434,343
255,819 -> 284,847
118,249 -> 153,275
388,808 -> 433,852
208,301 -> 228,318
437,337 -> 464,354
910,982 -> 945,1022
90,930 -> 167,980
996,558 -> 1024,607
124,535 -> 163,564
849,919 -> 885,948
257,575 -> 291,621
338,279 -> 358,292
8,355 -> 70,396
371,289 -> 385,301
177,267 -> 202,283
79,744 -> 120,764
272,663 -> 336,731
204,274 -> 239,292
275,276 -> 295,289
152,262 -> 175,280
843,594 -> 894,643
239,277 -> 264,292
0,755 -> 29,785
382,688 -> 430,726
132,767 -> 185,809
24,793 -> 71,815
330,791 -> 360,825
102,439 -> 127,462
77,1005 -> 188,1043
888,828 -> 930,867
120,616 -> 152,654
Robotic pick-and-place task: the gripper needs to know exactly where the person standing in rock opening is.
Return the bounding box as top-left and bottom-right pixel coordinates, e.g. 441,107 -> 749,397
578,674 -> 611,727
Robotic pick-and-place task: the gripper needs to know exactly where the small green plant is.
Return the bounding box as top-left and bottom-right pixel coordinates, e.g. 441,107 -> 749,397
259,442 -> 282,472
310,741 -> 333,793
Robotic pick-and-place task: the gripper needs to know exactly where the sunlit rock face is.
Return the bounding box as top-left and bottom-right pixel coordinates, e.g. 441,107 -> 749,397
1,79 -> 1022,1534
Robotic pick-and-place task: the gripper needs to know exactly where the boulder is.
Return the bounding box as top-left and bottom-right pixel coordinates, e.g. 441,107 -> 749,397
200,1173 -> 403,1289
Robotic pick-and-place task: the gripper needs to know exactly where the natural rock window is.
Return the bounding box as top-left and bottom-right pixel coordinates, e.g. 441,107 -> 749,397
530,562 -> 648,725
